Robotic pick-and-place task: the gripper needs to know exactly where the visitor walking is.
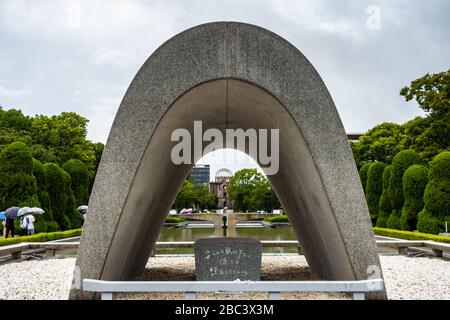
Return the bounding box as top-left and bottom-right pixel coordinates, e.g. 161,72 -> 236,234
4,207 -> 20,238
21,213 -> 35,235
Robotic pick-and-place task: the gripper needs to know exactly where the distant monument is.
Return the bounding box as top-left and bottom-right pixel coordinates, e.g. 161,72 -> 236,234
209,168 -> 233,209
70,22 -> 386,300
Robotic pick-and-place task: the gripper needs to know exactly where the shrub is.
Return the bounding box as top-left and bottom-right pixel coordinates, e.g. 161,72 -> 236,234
62,159 -> 90,206
358,163 -> 372,194
400,165 -> 429,231
387,150 -> 421,229
0,142 -> 40,208
417,151 -> 450,234
44,163 -> 77,230
164,217 -> 186,223
32,158 -> 54,222
373,227 -> 450,244
264,215 -> 289,223
376,165 -> 393,228
0,229 -> 82,247
366,162 -> 386,225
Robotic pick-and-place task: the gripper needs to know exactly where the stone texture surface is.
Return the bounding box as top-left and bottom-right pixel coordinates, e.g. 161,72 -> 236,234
194,237 -> 262,281
71,22 -> 385,299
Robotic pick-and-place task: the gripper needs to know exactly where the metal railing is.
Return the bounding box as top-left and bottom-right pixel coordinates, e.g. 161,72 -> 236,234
82,278 -> 384,300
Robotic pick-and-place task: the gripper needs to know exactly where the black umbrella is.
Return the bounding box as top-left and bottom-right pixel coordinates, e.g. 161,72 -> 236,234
5,206 -> 20,220
77,205 -> 88,214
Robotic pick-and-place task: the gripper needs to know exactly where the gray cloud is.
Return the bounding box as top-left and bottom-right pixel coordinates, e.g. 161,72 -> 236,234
0,0 -> 448,147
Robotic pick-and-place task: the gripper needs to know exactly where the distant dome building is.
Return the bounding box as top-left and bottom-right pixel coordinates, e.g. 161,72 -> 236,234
209,168 -> 233,209
215,168 -> 233,181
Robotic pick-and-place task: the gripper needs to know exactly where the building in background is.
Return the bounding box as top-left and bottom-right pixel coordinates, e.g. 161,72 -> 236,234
209,168 -> 233,209
190,164 -> 210,184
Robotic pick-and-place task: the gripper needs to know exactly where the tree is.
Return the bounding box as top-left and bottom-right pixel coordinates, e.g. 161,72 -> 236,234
386,150 -> 422,229
0,142 -> 39,208
351,123 -> 404,167
228,169 -> 263,212
358,163 -> 372,194
193,184 -> 218,210
248,178 -> 280,212
417,151 -> 450,234
32,158 -> 58,233
228,169 -> 280,212
400,69 -> 450,161
0,108 -> 31,131
30,112 -> 97,169
400,165 -> 429,231
376,165 -> 393,228
44,163 -> 79,230
365,162 -> 386,225
62,159 -> 90,206
173,179 -> 195,210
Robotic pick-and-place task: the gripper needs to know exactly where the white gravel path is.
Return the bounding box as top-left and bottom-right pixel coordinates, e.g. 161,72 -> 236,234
0,255 -> 448,300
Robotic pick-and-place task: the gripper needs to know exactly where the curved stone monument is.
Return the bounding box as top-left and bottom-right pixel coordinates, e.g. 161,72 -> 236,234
70,22 -> 386,299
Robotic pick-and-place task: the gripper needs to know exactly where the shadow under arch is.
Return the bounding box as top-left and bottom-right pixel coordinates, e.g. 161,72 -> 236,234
71,22 -> 385,300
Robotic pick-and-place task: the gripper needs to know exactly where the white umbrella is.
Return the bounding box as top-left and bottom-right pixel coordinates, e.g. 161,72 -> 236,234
17,207 -> 30,217
26,207 -> 45,214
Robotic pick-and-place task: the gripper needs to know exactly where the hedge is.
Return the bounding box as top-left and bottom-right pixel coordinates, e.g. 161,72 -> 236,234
373,227 -> 450,244
376,165 -> 393,228
0,142 -> 40,209
387,150 -> 422,229
417,151 -> 450,234
400,165 -> 429,231
62,159 -> 90,207
32,158 -> 53,222
358,163 -> 372,194
366,162 -> 386,225
264,215 -> 289,223
0,229 -> 82,247
44,163 -> 80,230
164,217 -> 186,224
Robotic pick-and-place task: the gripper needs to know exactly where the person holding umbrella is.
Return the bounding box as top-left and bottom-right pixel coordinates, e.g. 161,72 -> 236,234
77,205 -> 88,227
0,211 -> 6,238
4,206 -> 20,238
18,207 -> 30,236
18,207 -> 44,236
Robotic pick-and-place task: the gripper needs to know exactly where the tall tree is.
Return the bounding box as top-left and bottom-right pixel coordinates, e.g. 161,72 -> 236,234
30,112 -> 97,169
400,69 -> 450,160
228,169 -> 280,212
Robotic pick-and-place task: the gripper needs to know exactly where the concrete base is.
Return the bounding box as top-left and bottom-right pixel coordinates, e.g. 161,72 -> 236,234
70,22 -> 386,300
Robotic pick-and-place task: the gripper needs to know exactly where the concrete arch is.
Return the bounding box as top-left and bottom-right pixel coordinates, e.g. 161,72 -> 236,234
70,22 -> 385,299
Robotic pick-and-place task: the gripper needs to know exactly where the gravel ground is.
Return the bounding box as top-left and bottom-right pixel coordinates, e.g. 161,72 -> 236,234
0,255 -> 448,300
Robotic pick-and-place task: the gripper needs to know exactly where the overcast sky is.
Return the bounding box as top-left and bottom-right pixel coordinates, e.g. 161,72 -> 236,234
1,0 -> 449,179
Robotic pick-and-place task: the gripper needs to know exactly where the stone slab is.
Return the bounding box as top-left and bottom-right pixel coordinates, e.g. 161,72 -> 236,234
194,237 -> 262,281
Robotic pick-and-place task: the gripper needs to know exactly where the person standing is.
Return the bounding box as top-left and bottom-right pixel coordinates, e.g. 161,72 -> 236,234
22,213 -> 35,235
4,207 -> 20,238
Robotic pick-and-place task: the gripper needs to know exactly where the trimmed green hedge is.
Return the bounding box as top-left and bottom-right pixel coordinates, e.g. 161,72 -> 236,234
0,142 -> 40,209
400,165 -> 429,231
164,217 -> 186,224
373,227 -> 450,244
366,162 -> 386,225
0,229 -> 82,247
264,215 -> 289,223
417,151 -> 450,234
376,165 -> 393,228
358,163 -> 372,194
387,150 -> 422,229
62,159 -> 90,207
